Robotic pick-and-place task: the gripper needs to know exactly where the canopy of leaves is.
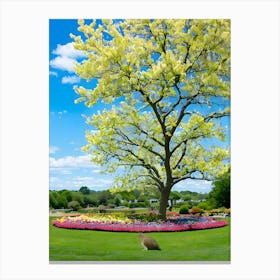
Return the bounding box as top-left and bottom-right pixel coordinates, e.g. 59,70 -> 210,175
71,19 -> 230,192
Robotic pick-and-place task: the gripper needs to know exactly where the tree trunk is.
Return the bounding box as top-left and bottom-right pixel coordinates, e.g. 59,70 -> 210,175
158,188 -> 171,220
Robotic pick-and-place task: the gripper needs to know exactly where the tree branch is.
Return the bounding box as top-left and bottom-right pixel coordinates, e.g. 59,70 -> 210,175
128,122 -> 165,147
204,111 -> 230,122
169,90 -> 201,136
119,147 -> 162,180
120,165 -> 164,190
173,140 -> 188,169
114,128 -> 165,161
138,88 -> 167,135
173,170 -> 211,185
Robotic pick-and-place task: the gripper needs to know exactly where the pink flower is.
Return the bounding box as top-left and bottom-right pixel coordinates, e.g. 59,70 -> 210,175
52,215 -> 228,232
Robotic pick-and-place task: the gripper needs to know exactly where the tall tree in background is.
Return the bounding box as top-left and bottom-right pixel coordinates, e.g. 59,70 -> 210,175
71,19 -> 230,219
208,167 -> 230,208
79,186 -> 90,195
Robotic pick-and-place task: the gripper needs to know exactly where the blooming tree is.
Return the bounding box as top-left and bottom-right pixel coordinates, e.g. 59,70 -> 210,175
71,19 -> 230,219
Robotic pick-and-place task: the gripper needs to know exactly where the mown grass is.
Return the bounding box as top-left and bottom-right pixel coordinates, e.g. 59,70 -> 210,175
49,217 -> 230,262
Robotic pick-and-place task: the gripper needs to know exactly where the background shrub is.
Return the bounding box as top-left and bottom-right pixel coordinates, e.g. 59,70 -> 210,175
189,207 -> 204,215
98,205 -> 107,213
179,205 -> 190,214
67,200 -> 80,211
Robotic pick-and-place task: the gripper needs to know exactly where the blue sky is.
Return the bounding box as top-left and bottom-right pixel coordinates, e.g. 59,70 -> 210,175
49,19 -> 115,191
49,19 -> 230,193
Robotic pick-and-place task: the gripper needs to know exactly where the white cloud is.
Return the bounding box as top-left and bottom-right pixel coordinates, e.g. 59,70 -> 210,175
173,179 -> 213,193
49,154 -> 96,168
50,154 -> 100,177
49,167 -> 73,175
49,146 -> 59,154
49,56 -> 76,73
75,176 -> 94,181
49,71 -> 58,77
50,177 -> 59,183
49,163 -> 114,191
52,42 -> 85,59
50,42 -> 86,73
96,178 -> 114,185
62,75 -> 80,84
56,110 -> 67,119
71,177 -> 113,189
58,110 -> 67,115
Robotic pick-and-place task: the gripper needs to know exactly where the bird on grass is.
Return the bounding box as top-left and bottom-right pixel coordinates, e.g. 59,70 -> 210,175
139,233 -> 161,250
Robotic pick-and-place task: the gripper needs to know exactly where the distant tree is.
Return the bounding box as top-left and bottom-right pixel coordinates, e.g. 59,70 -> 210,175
198,193 -> 208,200
132,189 -> 141,200
79,186 -> 90,195
97,190 -> 113,205
72,192 -> 85,207
136,195 -> 144,202
84,194 -> 98,206
56,195 -> 68,209
119,190 -> 134,201
113,197 -> 121,206
49,192 -> 58,209
182,194 -> 192,201
61,190 -> 73,202
114,193 -> 123,202
208,168 -> 230,208
170,191 -> 181,201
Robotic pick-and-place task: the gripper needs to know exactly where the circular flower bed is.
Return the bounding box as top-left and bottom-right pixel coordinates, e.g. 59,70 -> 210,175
52,212 -> 228,232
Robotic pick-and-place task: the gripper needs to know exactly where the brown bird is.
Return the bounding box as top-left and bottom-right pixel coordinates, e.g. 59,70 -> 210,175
139,233 -> 161,250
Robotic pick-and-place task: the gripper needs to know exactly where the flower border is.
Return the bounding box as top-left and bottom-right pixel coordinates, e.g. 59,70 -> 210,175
52,214 -> 228,232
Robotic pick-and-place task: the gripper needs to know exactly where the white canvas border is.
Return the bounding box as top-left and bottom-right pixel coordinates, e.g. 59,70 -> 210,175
0,0 -> 279,279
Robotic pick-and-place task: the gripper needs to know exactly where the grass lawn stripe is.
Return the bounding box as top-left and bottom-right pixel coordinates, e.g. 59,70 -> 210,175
49,217 -> 230,261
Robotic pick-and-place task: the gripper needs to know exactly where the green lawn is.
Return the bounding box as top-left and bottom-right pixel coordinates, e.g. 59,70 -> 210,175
49,217 -> 230,262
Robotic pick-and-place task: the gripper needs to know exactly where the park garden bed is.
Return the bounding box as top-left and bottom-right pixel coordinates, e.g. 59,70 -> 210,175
52,212 -> 228,232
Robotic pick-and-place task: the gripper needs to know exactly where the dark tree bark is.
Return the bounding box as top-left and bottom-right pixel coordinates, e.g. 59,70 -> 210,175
158,187 -> 171,220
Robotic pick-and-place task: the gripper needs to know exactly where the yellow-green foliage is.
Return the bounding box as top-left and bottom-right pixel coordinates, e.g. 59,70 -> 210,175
71,19 -> 230,192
